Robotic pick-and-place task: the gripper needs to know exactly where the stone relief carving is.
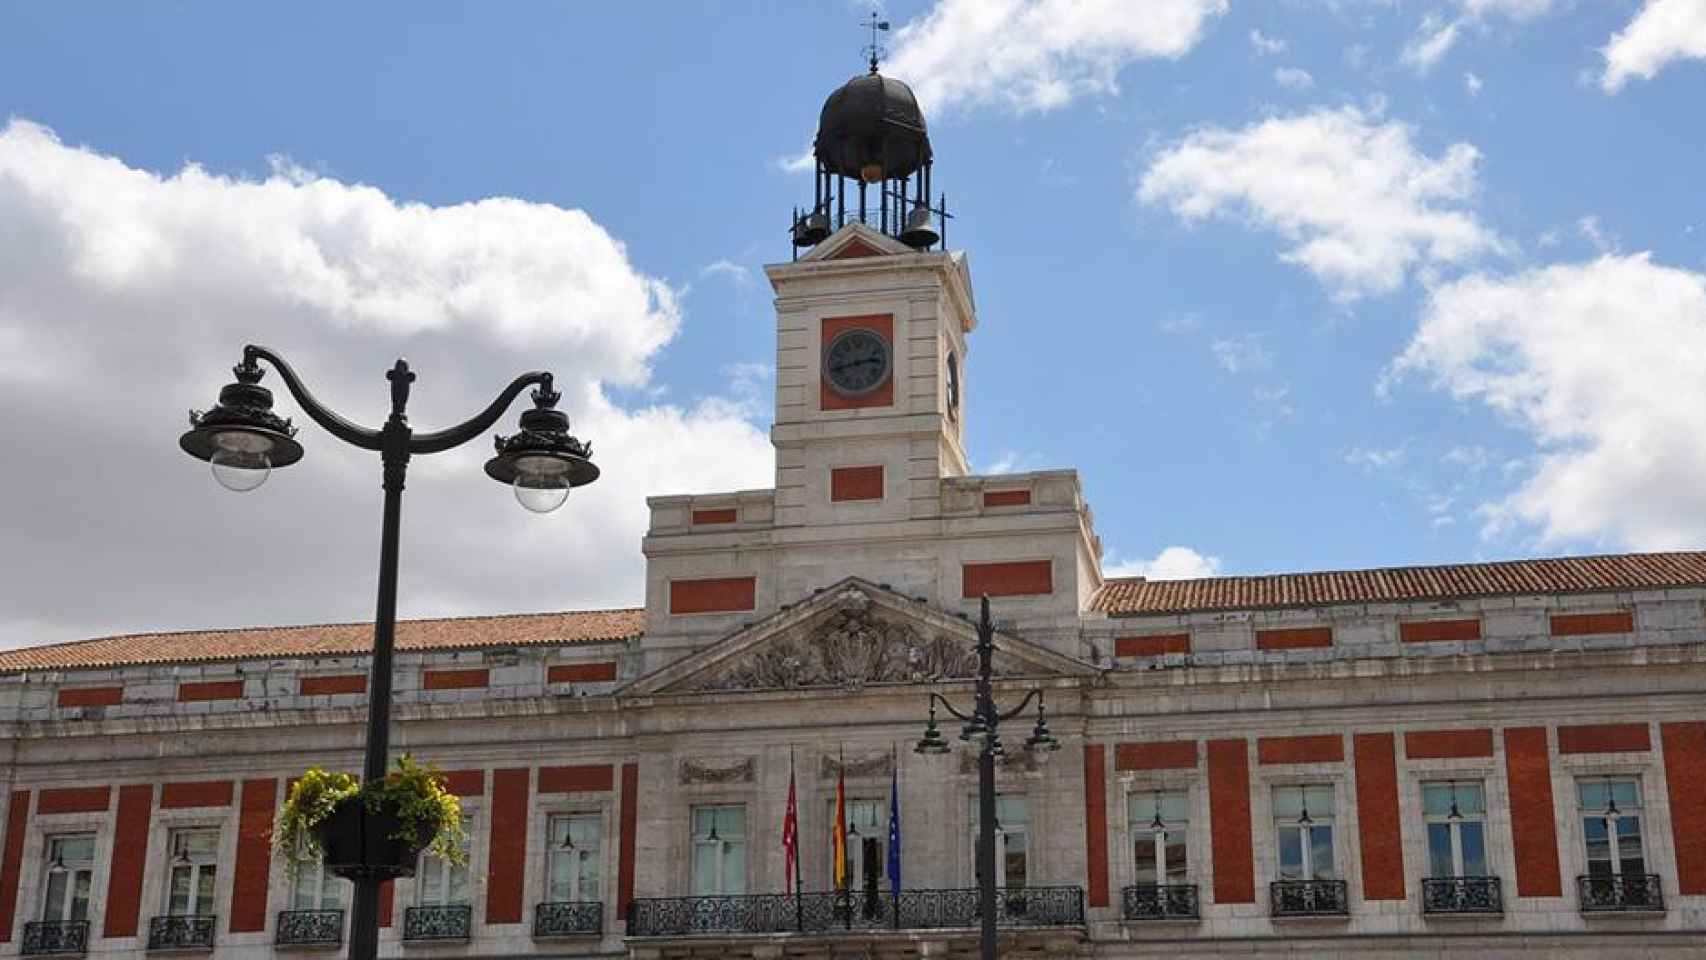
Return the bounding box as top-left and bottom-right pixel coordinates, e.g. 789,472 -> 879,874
682,587 -> 1024,693
679,757 -> 756,785
820,751 -> 894,780
958,748 -> 1040,774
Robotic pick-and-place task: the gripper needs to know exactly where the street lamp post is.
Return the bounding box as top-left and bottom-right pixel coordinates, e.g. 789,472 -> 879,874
914,595 -> 1059,960
178,345 -> 598,960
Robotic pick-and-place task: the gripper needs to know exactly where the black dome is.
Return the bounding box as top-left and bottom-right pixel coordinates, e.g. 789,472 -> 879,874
814,70 -> 932,181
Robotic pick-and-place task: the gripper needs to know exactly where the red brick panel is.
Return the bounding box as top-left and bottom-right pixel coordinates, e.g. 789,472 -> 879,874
548,662 -> 619,684
820,314 -> 895,410
422,668 -> 489,691
177,679 -> 244,702
1549,610 -> 1634,636
829,238 -> 886,260
485,769 -> 530,925
56,686 -> 123,708
1114,634 -> 1190,657
1257,735 -> 1344,765
36,787 -> 110,815
1557,723 -> 1651,754
1399,618 -> 1481,643
229,779 -> 276,932
1114,741 -> 1198,771
1404,729 -> 1495,759
1504,727 -> 1563,897
830,465 -> 885,502
1661,722 -> 1706,894
102,785 -> 152,938
982,489 -> 1032,508
618,763 -> 639,918
160,780 -> 234,809
299,674 -> 367,695
669,577 -> 757,615
690,508 -> 737,525
1206,739 -> 1254,904
440,770 -> 485,797
538,765 -> 615,794
1255,627 -> 1333,650
1353,734 -> 1406,900
1083,744 -> 1110,908
0,791 -> 28,941
961,561 -> 1053,598
379,879 -> 394,927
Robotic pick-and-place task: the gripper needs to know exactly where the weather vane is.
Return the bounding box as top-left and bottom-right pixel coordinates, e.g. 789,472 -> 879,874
862,10 -> 890,73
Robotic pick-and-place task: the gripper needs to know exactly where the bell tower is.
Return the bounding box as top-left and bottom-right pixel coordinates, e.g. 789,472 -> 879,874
765,61 -> 970,529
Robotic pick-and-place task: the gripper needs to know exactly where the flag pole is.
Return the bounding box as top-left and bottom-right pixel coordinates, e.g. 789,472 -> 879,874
789,745 -> 803,931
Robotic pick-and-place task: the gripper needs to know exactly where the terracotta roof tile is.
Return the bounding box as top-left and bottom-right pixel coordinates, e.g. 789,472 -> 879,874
0,609 -> 644,674
1093,551 -> 1706,616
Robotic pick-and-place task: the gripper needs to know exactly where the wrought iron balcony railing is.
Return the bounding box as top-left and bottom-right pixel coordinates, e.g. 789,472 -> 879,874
402,904 -> 472,941
147,915 -> 216,951
626,887 -> 1084,937
1579,874 -> 1664,913
534,901 -> 603,937
1270,880 -> 1349,918
21,920 -> 88,955
1421,876 -> 1503,915
1120,884 -> 1200,920
274,909 -> 344,947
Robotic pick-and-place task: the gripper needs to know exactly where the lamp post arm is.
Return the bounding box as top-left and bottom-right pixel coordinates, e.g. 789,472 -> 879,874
996,688 -> 1043,725
244,345 -> 384,450
928,690 -> 976,723
409,371 -> 553,455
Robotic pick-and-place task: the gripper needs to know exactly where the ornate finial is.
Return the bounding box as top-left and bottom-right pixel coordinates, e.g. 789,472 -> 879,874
862,10 -> 889,74
386,359 -> 416,417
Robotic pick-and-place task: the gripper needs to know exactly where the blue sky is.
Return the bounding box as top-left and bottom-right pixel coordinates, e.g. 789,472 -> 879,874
2,1 -> 1705,644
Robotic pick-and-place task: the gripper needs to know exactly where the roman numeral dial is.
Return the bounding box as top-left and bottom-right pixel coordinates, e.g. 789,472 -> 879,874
823,328 -> 892,396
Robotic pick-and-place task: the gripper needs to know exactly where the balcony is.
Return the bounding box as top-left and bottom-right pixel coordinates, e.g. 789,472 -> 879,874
274,909 -> 344,947
1120,884 -> 1200,921
147,915 -> 216,951
626,887 -> 1085,937
534,901 -> 602,938
1270,880 -> 1348,918
402,904 -> 472,941
21,921 -> 88,955
1579,874 -> 1664,913
1421,876 -> 1502,915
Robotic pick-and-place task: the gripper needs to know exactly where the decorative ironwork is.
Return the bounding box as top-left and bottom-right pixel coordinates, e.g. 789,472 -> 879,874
1121,884 -> 1200,921
402,905 -> 472,941
1578,874 -> 1664,913
626,887 -> 1084,937
275,910 -> 344,947
1421,876 -> 1503,915
1270,880 -> 1349,917
678,757 -> 756,785
21,921 -> 88,955
533,901 -> 603,937
147,915 -> 216,951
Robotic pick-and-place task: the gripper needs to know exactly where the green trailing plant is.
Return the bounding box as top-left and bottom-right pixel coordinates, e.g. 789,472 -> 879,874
274,755 -> 467,871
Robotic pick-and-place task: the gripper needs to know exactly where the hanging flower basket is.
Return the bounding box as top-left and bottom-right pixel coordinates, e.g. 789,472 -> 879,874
276,756 -> 466,881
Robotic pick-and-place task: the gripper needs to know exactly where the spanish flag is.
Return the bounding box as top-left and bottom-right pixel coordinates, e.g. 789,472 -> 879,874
832,746 -> 848,891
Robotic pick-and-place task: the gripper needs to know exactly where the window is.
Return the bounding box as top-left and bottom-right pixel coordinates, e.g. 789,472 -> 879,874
968,795 -> 1028,889
166,829 -> 219,916
41,835 -> 95,925
1272,785 -> 1336,880
546,815 -> 601,903
691,806 -> 746,896
830,799 -> 886,892
287,835 -> 344,911
1422,781 -> 1488,878
1128,791 -> 1188,886
1578,777 -> 1645,877
416,818 -> 471,906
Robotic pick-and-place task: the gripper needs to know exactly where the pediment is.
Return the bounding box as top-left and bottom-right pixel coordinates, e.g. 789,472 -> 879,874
800,222 -> 911,262
623,578 -> 1098,697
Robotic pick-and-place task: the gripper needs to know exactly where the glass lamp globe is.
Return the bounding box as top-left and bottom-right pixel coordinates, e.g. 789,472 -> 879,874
512,455 -> 572,514
208,430 -> 274,492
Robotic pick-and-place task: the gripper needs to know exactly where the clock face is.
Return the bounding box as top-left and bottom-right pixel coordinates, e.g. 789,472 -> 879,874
947,351 -> 960,420
823,328 -> 892,396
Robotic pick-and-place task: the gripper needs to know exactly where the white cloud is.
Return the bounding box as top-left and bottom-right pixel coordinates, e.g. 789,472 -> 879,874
0,119 -> 774,646
1403,14 -> 1463,71
1346,445 -> 1407,470
1274,67 -> 1315,90
775,147 -> 815,174
1464,70 -> 1484,96
1602,0 -> 1706,92
1139,107 -> 1501,300
1210,334 -> 1273,374
699,259 -> 752,286
1577,215 -> 1617,253
1250,29 -> 1287,55
884,0 -> 1228,114
980,449 -> 1049,474
1459,0 -> 1553,16
1104,546 -> 1223,580
1393,253 -> 1706,549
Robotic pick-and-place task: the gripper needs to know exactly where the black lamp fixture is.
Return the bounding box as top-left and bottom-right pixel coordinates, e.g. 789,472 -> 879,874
558,826 -> 576,852
179,360 -> 304,492
1298,803 -> 1314,827
1447,783 -> 1464,821
706,821 -> 720,844
914,701 -> 951,755
47,852 -> 66,875
1024,694 -> 1060,753
1149,791 -> 1167,833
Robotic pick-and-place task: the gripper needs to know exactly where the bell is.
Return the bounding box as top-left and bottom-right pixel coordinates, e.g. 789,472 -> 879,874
899,205 -> 938,249
794,210 -> 831,247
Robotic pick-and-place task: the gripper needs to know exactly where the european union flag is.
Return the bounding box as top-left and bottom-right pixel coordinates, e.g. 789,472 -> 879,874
886,761 -> 901,892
